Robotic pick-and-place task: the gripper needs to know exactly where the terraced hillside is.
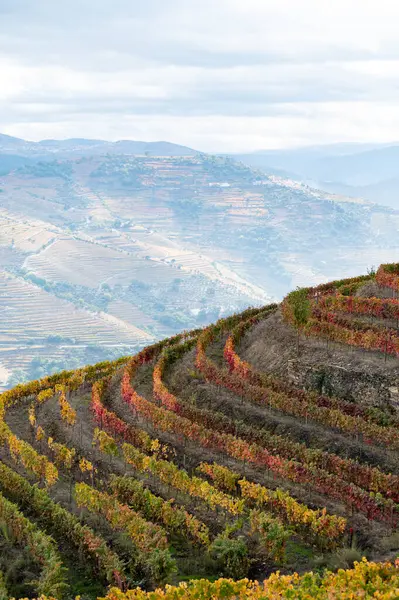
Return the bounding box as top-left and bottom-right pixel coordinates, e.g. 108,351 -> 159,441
0,264 -> 399,598
2,147 -> 399,388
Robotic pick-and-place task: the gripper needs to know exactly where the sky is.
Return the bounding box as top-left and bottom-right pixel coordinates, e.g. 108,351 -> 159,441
1,0 -> 399,152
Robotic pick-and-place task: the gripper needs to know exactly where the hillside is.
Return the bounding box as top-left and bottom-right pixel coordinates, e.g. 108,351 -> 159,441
1,138 -> 399,388
0,263 -> 399,598
235,143 -> 399,209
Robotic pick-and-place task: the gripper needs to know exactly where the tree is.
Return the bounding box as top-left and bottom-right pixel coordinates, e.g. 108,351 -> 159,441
209,536 -> 249,578
144,548 -> 176,586
290,287 -> 310,355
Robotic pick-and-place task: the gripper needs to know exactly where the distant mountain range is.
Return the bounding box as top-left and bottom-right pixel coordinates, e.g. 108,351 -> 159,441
234,142 -> 399,209
0,133 -> 198,159
2,133 -> 399,209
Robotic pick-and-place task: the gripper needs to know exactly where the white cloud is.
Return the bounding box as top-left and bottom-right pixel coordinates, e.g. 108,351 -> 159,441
1,0 -> 399,151
4,102 -> 399,153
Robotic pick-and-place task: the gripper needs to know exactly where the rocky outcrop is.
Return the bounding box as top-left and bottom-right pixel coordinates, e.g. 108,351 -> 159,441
242,308 -> 399,415
287,358 -> 399,412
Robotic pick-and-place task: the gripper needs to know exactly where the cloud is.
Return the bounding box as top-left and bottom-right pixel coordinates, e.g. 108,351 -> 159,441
1,0 -> 399,151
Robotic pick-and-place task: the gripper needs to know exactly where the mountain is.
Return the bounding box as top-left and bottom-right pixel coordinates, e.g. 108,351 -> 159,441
0,133 -> 41,156
303,145 -> 399,186
0,132 -> 28,147
0,133 -> 198,158
0,153 -> 36,175
0,136 -> 399,387
235,143 -> 399,209
317,177 -> 399,210
234,141 -> 399,171
0,265 -> 398,597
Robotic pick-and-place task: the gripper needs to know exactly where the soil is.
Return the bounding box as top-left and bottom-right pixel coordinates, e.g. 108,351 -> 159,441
240,308 -> 399,412
167,346 -> 399,475
122,347 -> 391,554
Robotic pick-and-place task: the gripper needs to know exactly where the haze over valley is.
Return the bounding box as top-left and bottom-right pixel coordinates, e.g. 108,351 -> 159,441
1,133 -> 399,387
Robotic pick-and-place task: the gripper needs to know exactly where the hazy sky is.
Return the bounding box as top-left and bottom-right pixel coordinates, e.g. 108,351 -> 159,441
1,0 -> 399,152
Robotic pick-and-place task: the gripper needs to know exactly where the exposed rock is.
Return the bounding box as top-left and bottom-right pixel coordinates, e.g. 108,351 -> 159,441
242,308 -> 399,414
287,359 -> 398,410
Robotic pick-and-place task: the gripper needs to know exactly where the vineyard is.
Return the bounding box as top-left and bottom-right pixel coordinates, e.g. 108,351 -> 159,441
283,264 -> 399,358
1,264 -> 399,598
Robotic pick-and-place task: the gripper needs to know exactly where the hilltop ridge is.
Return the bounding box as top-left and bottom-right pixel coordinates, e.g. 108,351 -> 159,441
0,132 -> 198,157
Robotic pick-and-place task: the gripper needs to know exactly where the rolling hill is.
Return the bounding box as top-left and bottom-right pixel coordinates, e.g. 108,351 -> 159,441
0,133 -> 198,158
0,263 -> 398,598
1,136 -> 399,388
235,143 -> 399,209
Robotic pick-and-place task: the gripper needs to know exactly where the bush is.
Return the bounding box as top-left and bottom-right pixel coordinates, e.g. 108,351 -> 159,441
144,549 -> 177,586
209,536 -> 249,579
315,547 -> 363,572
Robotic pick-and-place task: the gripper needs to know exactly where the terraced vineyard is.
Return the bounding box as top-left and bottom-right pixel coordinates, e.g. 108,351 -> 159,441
0,272 -> 153,377
3,147 -> 399,390
283,263 -> 399,358
1,264 -> 399,598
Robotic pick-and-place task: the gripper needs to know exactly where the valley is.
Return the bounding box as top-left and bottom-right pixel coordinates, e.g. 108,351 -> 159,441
1,137 -> 399,387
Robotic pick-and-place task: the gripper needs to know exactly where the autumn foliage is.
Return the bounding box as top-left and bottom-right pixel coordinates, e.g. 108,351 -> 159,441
1,264 -> 399,597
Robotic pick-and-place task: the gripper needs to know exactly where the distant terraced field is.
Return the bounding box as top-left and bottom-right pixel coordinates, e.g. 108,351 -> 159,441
1,152 -> 399,389
24,237 -> 190,288
0,271 -> 153,383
